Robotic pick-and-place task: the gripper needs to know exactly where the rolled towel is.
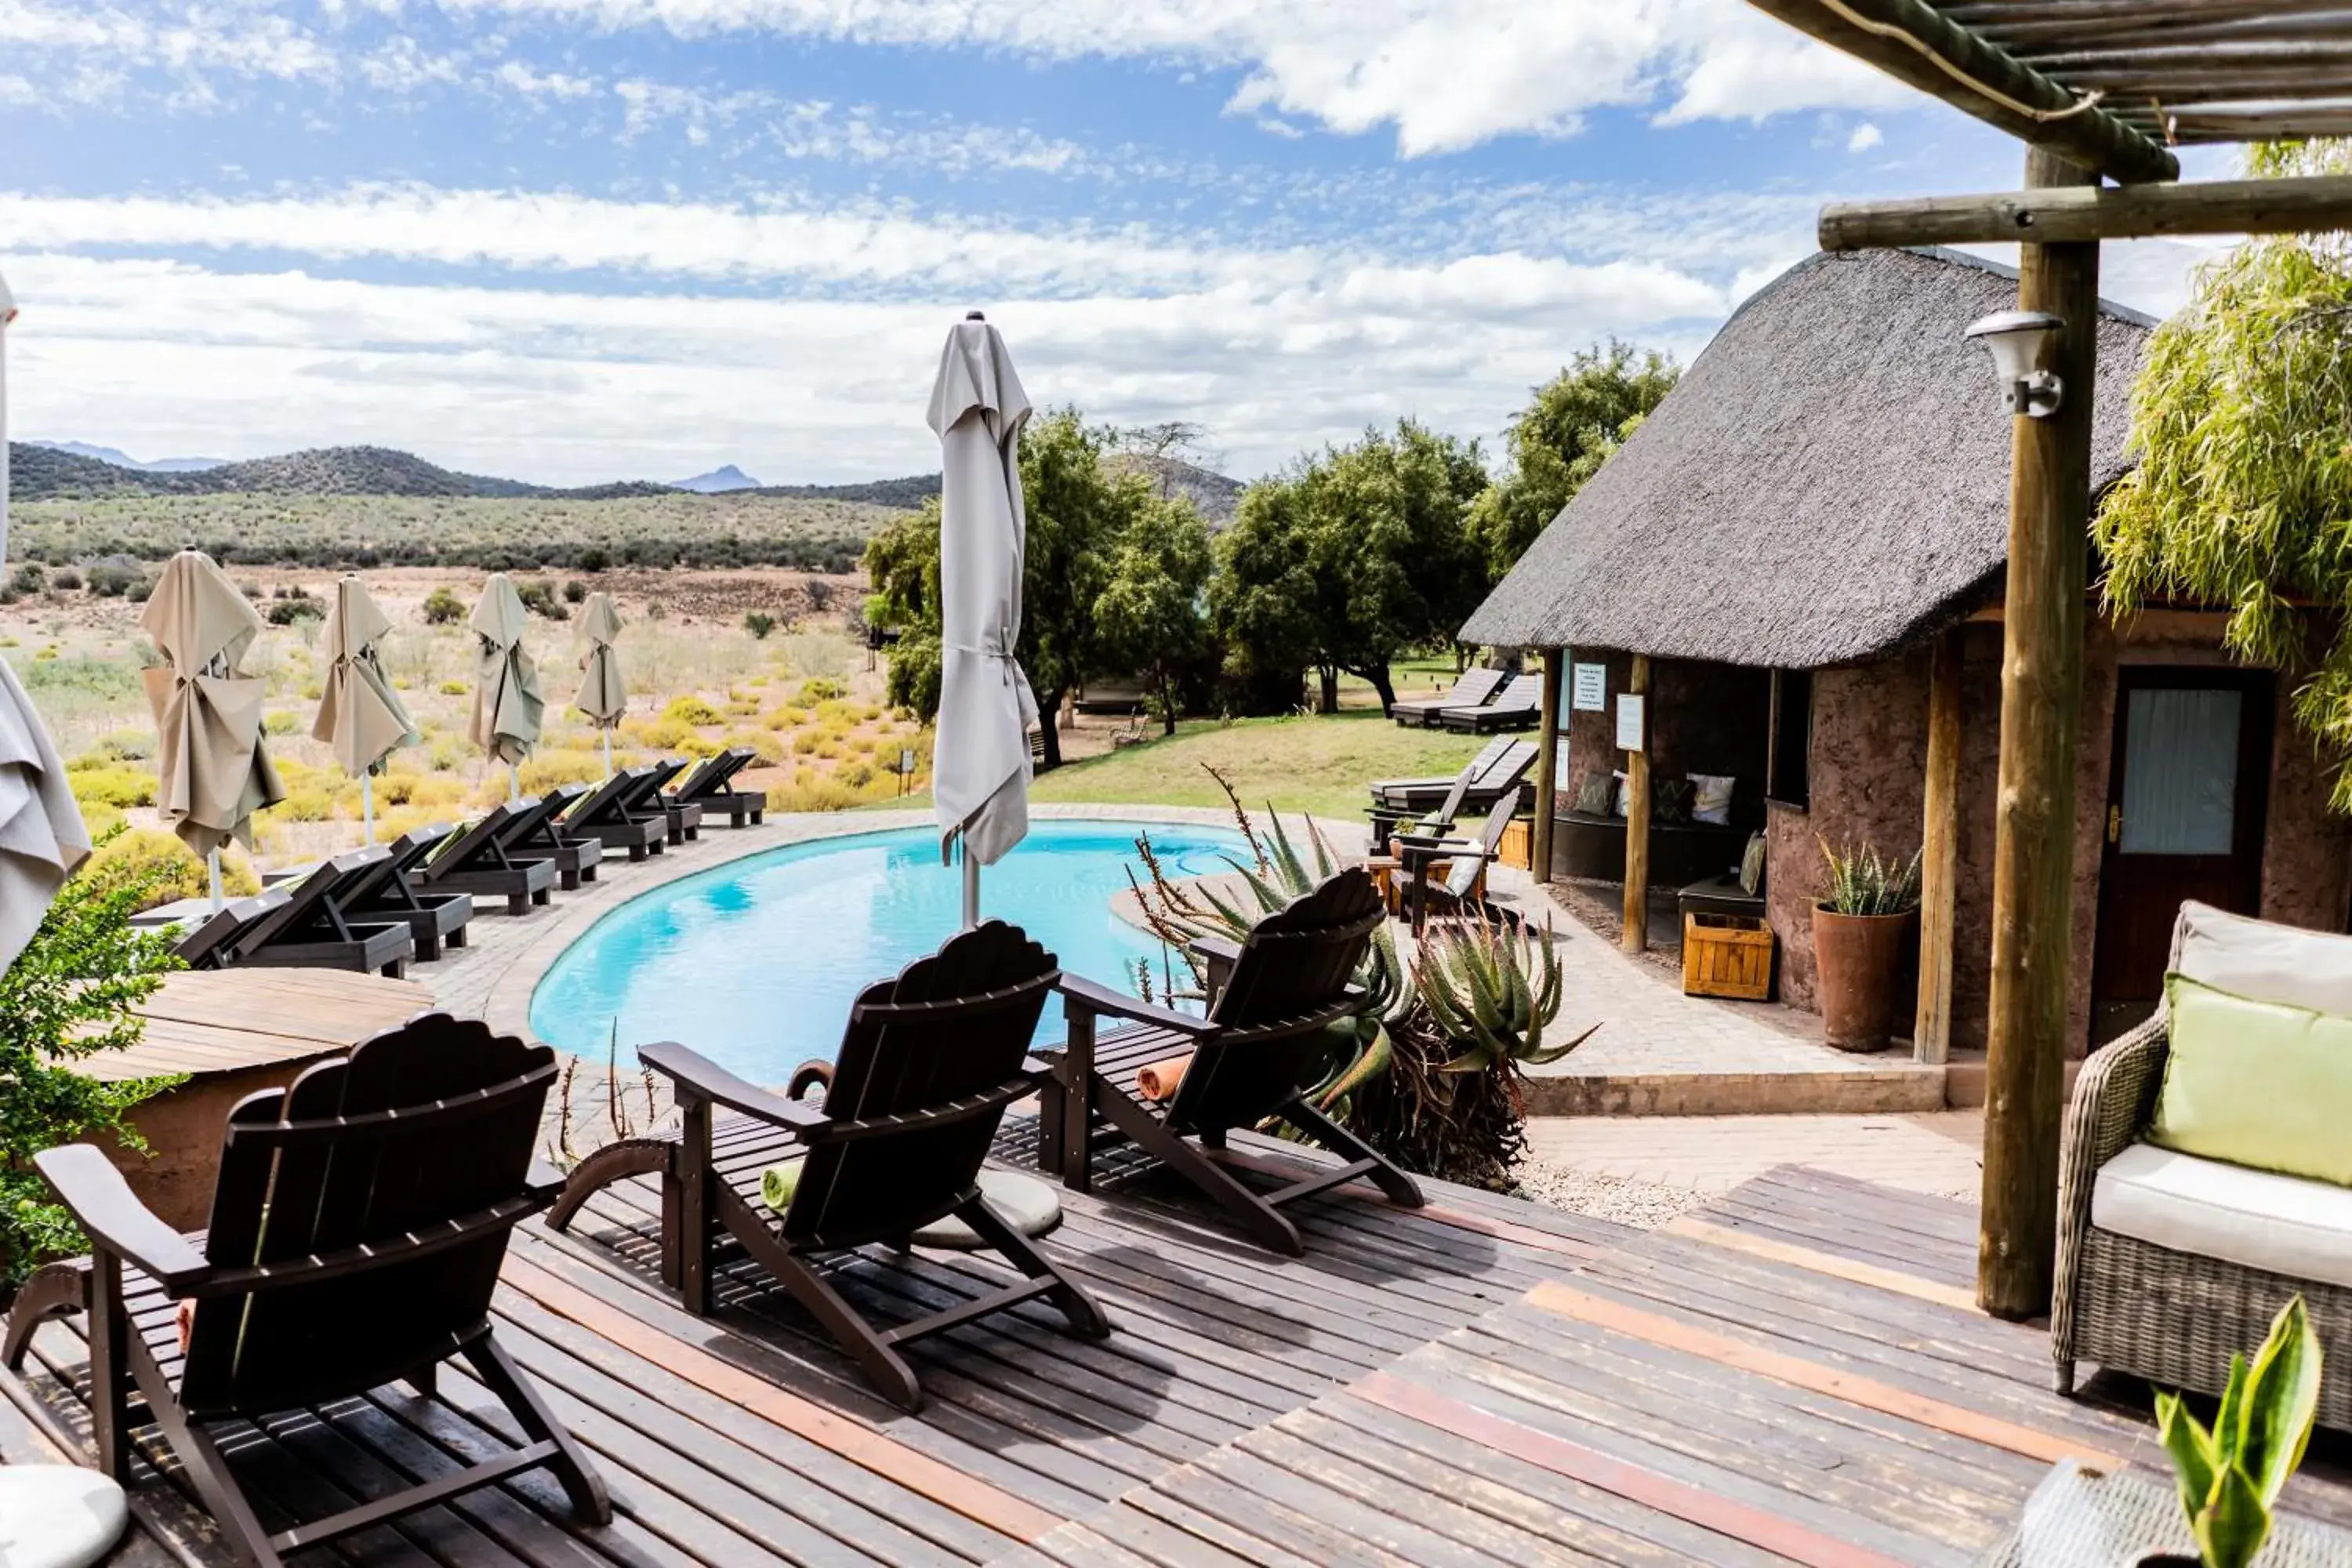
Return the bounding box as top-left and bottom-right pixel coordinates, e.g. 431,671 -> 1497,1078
1135,1053 -> 1193,1102
760,1160 -> 804,1213
176,1298 -> 194,1352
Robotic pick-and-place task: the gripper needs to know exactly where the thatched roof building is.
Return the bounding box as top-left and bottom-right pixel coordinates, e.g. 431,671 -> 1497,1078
1460,247 -> 2155,668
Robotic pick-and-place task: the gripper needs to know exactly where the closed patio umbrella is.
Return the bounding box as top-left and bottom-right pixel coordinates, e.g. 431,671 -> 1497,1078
470,572 -> 543,801
313,573 -> 418,842
574,590 -> 626,778
0,269 -> 93,975
142,549 -> 286,907
927,311 -> 1037,927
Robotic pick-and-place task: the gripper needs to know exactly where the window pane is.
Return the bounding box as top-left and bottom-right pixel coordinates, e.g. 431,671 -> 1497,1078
2118,688 -> 2241,855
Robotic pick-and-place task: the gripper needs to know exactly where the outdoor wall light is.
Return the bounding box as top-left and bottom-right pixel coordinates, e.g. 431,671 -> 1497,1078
1964,310 -> 2066,419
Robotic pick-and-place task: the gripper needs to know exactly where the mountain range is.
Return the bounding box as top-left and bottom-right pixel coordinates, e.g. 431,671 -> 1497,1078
6,441 -> 1245,522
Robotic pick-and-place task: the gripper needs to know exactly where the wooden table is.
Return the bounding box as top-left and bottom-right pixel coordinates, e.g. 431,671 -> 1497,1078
74,967 -> 435,1228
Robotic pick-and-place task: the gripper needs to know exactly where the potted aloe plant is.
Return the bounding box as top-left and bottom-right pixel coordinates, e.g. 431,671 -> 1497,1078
1810,837 -> 1921,1052
2145,1296 -> 2322,1568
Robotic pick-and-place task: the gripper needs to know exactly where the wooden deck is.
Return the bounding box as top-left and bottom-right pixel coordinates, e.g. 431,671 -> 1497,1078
8,1131 -> 2352,1566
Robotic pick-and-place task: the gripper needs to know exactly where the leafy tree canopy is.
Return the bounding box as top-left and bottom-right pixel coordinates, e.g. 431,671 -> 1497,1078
1467,341 -> 1679,584
2096,140 -> 2352,804
1093,495 -> 1214,735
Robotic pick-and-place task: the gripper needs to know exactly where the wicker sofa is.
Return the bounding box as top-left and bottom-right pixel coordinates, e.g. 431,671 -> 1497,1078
2050,904 -> 2352,1428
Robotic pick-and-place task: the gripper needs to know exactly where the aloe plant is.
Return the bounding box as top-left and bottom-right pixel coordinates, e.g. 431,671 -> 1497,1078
1410,914 -> 1587,1073
2156,1294 -> 2323,1568
1817,837 -> 1922,916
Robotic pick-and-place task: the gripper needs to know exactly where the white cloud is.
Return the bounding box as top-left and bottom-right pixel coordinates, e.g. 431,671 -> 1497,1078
0,1 -> 336,82
1847,122 -> 1882,153
492,59 -> 597,98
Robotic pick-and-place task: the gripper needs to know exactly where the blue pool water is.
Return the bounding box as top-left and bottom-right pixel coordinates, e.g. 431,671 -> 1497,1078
527,819 -> 1250,1082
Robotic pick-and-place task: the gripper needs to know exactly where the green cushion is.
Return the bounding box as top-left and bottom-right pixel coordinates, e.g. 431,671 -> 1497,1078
760,1161 -> 802,1213
2152,974 -> 2352,1186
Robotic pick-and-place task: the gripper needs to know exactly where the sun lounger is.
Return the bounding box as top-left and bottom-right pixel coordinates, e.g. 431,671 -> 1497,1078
668,746 -> 765,828
562,764 -> 668,862
1038,866 -> 1422,1254
4,1013 -> 611,1563
1369,734 -> 1519,810
550,920 -> 1109,1411
1388,666 -> 1504,728
639,757 -> 703,844
332,824 -> 473,961
1367,736 -> 1538,848
1377,785 -> 1527,931
418,804 -> 557,915
1439,670 -> 1543,732
168,889 -> 292,970
495,783 -> 604,889
220,848 -> 416,977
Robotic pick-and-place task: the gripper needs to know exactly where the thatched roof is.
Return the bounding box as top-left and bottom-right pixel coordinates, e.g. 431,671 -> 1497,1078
1460,246 -> 2154,667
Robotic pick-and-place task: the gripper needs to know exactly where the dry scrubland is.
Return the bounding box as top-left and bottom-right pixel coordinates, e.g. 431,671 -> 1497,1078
2,565 -> 928,906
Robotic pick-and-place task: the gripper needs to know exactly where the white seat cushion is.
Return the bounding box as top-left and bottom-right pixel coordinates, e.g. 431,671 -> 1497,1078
2093,1142 -> 2352,1290
2172,899 -> 2352,1018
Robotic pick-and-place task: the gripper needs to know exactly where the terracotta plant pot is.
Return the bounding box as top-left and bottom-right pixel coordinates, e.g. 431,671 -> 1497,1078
1811,905 -> 1917,1052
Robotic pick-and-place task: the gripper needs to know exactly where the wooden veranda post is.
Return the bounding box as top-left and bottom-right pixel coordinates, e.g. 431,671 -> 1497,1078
1915,626 -> 1962,1065
1980,149 -> 2101,1321
1622,654 -> 1651,953
1533,650 -> 1563,880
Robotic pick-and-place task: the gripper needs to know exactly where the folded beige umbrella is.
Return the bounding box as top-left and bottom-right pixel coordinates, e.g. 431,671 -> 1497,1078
313,574 -> 419,841
574,590 -> 626,778
470,572 -> 545,794
142,550 -> 286,895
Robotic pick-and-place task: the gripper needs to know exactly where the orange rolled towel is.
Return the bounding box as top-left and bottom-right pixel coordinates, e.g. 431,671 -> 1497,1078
176,1297 -> 194,1352
1135,1054 -> 1193,1101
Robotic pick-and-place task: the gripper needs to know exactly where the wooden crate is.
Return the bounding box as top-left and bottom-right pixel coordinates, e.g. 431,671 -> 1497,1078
1497,815 -> 1532,870
1682,911 -> 1773,1000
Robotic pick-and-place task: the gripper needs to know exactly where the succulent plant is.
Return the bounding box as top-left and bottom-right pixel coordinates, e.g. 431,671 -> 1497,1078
2156,1294 -> 2322,1568
1410,913 -> 1586,1073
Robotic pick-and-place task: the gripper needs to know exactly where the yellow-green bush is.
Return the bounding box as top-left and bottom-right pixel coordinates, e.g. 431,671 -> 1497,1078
78,801 -> 128,839
85,828 -> 262,912
622,716 -> 699,751
770,774 -> 862,812
838,760 -> 876,789
677,733 -> 724,759
69,764 -> 157,809
662,695 -> 723,726
790,729 -> 823,755
439,679 -> 468,695
275,784 -> 337,822
764,706 -> 809,730
795,677 -> 846,705
519,749 -> 609,793
727,728 -> 786,766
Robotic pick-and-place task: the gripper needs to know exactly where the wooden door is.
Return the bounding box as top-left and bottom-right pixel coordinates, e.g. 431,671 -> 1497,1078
2089,666 -> 2274,1044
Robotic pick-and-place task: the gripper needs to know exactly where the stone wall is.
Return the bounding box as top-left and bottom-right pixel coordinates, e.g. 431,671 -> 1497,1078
1556,651 -> 1770,825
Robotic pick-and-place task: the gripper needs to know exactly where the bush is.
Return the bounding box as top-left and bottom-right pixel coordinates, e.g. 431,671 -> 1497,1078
48,568 -> 82,591
9,562 -> 42,594
438,678 -> 468,695
85,562 -> 140,597
576,546 -> 611,574
67,763 -> 157,809
422,586 -> 466,625
516,579 -> 568,620
563,579 -> 588,604
744,612 -> 778,640
796,677 -> 847,705
626,716 -> 699,751
262,710 -> 302,736
0,835 -> 186,1284
84,828 -> 262,911
267,597 -> 322,626
662,695 -> 724,726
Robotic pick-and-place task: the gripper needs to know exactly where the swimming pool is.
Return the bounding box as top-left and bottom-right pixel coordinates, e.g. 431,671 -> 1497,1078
527,818 -> 1250,1083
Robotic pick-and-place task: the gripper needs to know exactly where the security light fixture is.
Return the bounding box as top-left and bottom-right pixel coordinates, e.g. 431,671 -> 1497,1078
1965,310 -> 2066,419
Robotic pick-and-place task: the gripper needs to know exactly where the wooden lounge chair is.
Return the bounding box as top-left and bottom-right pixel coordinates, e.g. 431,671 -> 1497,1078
642,757 -> 704,845
1439,670 -> 1542,732
221,848 -> 415,978
668,746 -> 766,828
2,1014 -> 610,1566
562,764 -> 668,862
332,823 -> 472,961
171,889 -> 291,970
1036,867 -> 1423,1254
1368,734 -> 1528,811
1379,785 -> 1526,932
1388,666 -> 1504,728
495,783 -> 604,889
418,804 -> 557,915
550,921 -> 1110,1412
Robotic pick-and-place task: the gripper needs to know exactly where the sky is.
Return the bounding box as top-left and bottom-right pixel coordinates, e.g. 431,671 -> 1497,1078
0,0 -> 2244,487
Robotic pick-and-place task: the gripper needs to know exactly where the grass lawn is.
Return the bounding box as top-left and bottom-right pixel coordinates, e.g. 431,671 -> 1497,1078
1028,709 -> 1483,822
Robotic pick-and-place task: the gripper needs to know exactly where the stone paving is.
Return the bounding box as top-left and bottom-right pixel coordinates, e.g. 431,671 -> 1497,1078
1524,1109 -> 1986,1201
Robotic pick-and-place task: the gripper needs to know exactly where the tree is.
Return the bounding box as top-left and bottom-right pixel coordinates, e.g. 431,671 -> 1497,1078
1214,420 -> 1489,714
2096,140 -> 2352,806
1466,341 -> 1680,584
1094,495 -> 1214,735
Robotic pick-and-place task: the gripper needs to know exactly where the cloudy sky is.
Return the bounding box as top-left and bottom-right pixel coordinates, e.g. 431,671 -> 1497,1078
0,0 -> 2240,486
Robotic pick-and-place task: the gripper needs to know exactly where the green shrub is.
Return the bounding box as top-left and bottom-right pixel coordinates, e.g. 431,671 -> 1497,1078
438,678 -> 468,695
67,764 -> 157,809
83,827 -> 261,911
85,562 -> 139,597
9,562 -> 42,594
266,596 -> 322,626
744,612 -> 778,640
662,695 -> 723,726
516,578 -> 568,620
262,710 -> 301,736
422,586 -> 466,625
563,579 -> 588,604
0,833 -> 187,1284
796,677 -> 846,705
49,568 -> 81,591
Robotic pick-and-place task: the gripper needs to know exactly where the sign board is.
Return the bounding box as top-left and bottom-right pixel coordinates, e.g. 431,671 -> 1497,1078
1571,662 -> 1606,712
1615,694 -> 1646,753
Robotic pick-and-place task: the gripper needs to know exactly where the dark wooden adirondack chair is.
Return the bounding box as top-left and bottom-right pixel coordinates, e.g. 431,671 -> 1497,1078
562,764 -> 666,862
419,804 -> 558,913
1367,756 -> 1480,855
495,783 -> 604,888
334,823 -> 471,960
1,1014 -> 609,1567
1036,866 -> 1422,1255
225,848 -> 415,977
1382,784 -> 1527,932
668,746 -> 764,827
550,921 -> 1109,1411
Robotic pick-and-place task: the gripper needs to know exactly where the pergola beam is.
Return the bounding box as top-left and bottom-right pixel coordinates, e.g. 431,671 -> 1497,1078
1744,0 -> 2179,183
1820,173 -> 2352,248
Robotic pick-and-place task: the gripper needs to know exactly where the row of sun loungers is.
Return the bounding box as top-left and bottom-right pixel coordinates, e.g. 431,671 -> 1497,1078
162,748 -> 769,976
1390,666 -> 1542,731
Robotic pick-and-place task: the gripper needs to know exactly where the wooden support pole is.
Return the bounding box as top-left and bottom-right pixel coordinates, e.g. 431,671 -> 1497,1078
1622,654 -> 1652,954
1743,0 -> 2176,183
1980,147 -> 2101,1323
1820,174 -> 2352,251
1915,626 -> 1964,1066
1533,649 -> 1563,882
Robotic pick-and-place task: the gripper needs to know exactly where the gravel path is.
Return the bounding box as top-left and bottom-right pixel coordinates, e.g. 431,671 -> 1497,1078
1513,1161 -> 1711,1230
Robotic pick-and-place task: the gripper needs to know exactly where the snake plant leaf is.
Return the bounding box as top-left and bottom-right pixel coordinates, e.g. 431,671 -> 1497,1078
2241,1295 -> 2323,1504
2215,1350 -> 2253,1468
2193,1462 -> 2274,1568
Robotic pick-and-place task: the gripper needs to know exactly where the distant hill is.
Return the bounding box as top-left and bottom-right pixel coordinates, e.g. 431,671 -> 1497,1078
756,474 -> 941,510
673,464 -> 760,493
31,441 -> 224,473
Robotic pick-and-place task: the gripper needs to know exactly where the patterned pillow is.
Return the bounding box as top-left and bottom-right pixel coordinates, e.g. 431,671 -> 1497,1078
1651,777 -> 1695,826
1573,773 -> 1613,816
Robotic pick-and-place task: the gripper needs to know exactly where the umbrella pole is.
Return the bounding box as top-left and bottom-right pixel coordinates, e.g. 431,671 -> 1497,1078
962,848 -> 980,931
601,728 -> 612,779
509,764 -> 521,804
361,771 -> 375,845
207,849 -> 223,913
